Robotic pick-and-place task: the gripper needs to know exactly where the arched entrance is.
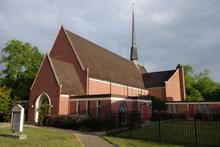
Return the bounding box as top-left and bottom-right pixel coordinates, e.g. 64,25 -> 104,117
34,93 -> 52,123
119,102 -> 127,126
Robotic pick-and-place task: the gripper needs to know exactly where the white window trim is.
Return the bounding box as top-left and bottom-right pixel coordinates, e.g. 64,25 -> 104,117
86,100 -> 88,116
76,101 -> 78,115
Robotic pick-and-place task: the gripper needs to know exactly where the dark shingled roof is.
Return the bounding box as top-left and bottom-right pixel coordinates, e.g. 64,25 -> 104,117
50,57 -> 85,95
143,70 -> 176,88
66,30 -> 146,89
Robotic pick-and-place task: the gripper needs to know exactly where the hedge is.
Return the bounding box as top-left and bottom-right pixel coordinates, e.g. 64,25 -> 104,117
44,114 -> 108,131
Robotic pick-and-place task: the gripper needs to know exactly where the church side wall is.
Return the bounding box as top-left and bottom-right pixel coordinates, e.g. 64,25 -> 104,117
59,95 -> 69,115
147,87 -> 166,100
165,70 -> 182,101
88,78 -> 148,96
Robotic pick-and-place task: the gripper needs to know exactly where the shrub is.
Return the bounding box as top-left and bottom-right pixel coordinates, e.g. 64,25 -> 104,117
178,114 -> 186,119
212,114 -> 220,121
194,113 -> 203,120
44,114 -> 107,131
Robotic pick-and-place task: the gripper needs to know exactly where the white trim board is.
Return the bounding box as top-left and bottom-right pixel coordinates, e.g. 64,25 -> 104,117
70,97 -> 151,103
166,102 -> 220,105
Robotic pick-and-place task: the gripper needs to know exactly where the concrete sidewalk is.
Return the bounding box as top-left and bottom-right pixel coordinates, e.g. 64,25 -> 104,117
74,132 -> 114,147
0,123 -> 114,147
0,122 -> 10,128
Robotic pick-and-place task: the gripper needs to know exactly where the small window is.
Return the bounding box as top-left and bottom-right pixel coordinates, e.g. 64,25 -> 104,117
200,104 -> 208,114
87,101 -> 90,115
175,104 -> 178,113
78,101 -> 81,114
97,101 -> 101,117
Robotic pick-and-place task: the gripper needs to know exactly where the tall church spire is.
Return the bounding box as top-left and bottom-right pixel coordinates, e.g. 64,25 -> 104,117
130,3 -> 138,63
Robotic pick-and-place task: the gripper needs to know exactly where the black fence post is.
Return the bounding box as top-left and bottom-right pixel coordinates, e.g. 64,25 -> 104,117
158,112 -> 161,142
194,117 -> 198,146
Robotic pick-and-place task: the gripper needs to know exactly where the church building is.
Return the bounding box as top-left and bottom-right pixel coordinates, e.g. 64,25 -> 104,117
28,9 -> 185,123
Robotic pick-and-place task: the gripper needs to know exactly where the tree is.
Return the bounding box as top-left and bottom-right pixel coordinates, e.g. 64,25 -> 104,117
184,65 -> 203,101
0,86 -> 11,121
138,95 -> 167,111
184,65 -> 219,101
0,40 -> 44,100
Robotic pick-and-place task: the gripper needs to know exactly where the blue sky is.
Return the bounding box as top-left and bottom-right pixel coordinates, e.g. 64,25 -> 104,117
0,0 -> 220,82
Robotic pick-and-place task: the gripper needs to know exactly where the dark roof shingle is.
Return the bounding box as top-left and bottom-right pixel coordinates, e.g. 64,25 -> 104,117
50,57 -> 85,95
66,30 -> 145,89
143,70 -> 176,88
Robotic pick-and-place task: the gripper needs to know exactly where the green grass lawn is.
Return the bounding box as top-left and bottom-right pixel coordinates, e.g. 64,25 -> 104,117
103,136 -> 182,147
108,119 -> 220,146
0,126 -> 82,147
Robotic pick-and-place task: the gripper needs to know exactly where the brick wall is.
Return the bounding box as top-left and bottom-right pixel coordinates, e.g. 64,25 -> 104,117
28,56 -> 60,121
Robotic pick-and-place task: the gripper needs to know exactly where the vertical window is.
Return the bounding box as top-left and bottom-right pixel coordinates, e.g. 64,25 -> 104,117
175,104 -> 178,113
78,101 -> 81,114
97,100 -> 101,117
87,101 -> 90,115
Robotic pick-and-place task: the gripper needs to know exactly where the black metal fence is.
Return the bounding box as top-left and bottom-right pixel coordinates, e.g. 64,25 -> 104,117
106,112 -> 220,147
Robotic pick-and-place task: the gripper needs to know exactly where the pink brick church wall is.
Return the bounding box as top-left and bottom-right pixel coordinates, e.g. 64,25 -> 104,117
166,69 -> 182,101
88,78 -> 148,96
58,95 -> 69,115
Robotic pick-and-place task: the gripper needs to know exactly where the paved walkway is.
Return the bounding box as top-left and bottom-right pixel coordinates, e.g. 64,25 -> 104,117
0,123 -> 114,147
74,132 -> 114,147
0,122 -> 10,128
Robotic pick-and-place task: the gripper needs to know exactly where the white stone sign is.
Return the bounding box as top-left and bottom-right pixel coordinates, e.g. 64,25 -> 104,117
9,104 -> 26,139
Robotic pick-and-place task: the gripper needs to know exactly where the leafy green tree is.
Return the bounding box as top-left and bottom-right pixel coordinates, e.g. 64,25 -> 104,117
184,65 -> 219,101
0,40 -> 44,100
194,70 -> 219,99
0,86 -> 11,121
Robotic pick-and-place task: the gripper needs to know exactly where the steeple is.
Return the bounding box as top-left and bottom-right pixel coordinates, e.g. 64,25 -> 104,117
130,3 -> 138,63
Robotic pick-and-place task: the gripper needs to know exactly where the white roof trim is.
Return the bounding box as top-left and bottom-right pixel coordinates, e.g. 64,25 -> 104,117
70,96 -> 151,103
47,54 -> 61,86
166,101 -> 220,105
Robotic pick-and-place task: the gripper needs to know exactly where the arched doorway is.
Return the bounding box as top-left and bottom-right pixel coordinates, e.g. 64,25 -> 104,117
34,93 -> 52,123
119,102 -> 127,126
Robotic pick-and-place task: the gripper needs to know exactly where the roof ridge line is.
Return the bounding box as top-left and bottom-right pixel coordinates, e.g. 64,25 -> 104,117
61,26 -> 85,70
147,69 -> 176,74
65,29 -> 142,67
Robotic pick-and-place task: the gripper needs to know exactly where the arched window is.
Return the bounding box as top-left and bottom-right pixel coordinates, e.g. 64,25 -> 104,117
119,102 -> 127,126
119,102 -> 127,113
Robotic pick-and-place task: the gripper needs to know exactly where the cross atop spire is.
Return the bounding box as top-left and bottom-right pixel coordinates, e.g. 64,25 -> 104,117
130,3 -> 138,63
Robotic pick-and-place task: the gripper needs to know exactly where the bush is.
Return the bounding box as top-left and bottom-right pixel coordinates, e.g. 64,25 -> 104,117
178,114 -> 186,119
150,112 -> 173,121
194,113 -> 203,120
212,114 -> 220,121
44,115 -> 107,131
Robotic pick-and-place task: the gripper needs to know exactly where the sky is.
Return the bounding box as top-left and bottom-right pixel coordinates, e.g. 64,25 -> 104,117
0,0 -> 219,82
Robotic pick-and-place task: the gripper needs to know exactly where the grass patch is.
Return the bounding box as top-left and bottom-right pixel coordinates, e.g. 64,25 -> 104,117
108,119 -> 220,146
103,136 -> 181,147
0,126 -> 82,147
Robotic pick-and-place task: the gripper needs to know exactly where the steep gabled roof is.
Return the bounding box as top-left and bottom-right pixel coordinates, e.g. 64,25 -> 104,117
50,57 -> 85,95
143,70 -> 176,88
65,29 -> 146,89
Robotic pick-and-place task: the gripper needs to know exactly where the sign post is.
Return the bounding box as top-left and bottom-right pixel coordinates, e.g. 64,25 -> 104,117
9,104 -> 27,140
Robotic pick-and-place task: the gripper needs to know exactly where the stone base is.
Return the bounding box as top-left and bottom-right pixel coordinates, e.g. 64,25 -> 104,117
8,133 -> 27,140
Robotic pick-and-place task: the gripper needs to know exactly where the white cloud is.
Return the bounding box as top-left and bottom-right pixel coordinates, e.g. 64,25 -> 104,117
0,0 -> 219,82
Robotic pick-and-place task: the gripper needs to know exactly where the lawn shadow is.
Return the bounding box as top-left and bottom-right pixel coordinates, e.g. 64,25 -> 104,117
0,133 -> 9,138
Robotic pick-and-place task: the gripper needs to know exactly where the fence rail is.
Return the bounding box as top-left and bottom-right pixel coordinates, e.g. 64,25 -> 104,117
106,112 -> 220,147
